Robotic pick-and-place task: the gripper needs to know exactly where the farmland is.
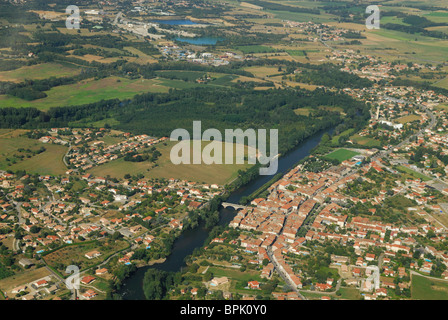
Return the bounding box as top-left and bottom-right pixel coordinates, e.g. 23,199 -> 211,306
42,240 -> 129,274
0,62 -> 81,83
88,140 -> 253,185
0,76 -> 175,110
0,129 -> 67,175
412,274 -> 448,300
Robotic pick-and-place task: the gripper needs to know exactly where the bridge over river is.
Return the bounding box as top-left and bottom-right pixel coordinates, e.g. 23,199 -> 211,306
220,202 -> 249,210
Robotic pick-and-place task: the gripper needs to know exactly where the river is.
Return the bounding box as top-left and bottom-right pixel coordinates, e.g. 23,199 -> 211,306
118,126 -> 334,299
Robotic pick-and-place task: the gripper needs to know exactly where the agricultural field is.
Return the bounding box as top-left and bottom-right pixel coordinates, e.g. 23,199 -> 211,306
0,76 -> 175,110
396,114 -> 421,124
0,267 -> 69,300
395,165 -> 432,182
0,129 -> 68,175
43,240 -> 129,274
0,62 -> 81,83
349,134 -> 382,148
155,70 -> 246,87
338,287 -> 362,300
300,291 -> 328,300
235,45 -> 277,54
434,76 -> 448,90
353,28 -> 448,63
243,66 -> 280,79
412,274 -> 448,300
207,266 -> 263,283
88,140 -> 253,185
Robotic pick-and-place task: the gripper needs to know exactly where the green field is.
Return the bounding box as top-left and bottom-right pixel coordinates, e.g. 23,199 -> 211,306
88,140 -> 253,185
266,9 -> 333,24
350,134 -> 381,148
207,266 -> 263,282
301,291 -> 332,300
359,27 -> 448,63
286,50 -> 306,56
0,76 -> 181,110
43,240 -> 129,273
381,16 -> 409,26
6,143 -> 68,176
0,62 -> 81,83
338,287 -> 361,300
412,274 -> 448,300
396,165 -> 432,181
155,70 -> 212,82
0,129 -> 68,175
325,148 -> 360,162
330,128 -> 355,146
434,76 -> 448,90
235,45 -> 277,54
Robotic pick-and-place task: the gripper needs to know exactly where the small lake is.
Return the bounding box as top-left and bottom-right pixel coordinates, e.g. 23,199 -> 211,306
175,37 -> 223,45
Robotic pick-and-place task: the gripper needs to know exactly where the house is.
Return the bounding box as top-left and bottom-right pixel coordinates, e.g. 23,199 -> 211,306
85,250 -> 101,259
352,268 -> 361,277
95,268 -> 108,275
248,281 -> 260,289
169,219 -> 183,230
376,288 -> 388,297
18,258 -> 34,268
83,289 -> 98,299
366,253 -> 375,261
188,201 -> 202,209
12,285 -> 28,294
32,279 -> 48,289
81,276 -> 96,285
315,283 -> 332,291
210,277 -> 229,286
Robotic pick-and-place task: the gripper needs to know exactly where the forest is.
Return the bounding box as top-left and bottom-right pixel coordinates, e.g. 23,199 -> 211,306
0,85 -> 370,157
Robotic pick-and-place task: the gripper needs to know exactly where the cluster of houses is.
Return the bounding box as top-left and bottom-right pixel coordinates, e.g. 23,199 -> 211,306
63,128 -> 168,171
159,43 -> 241,66
227,132 -> 448,299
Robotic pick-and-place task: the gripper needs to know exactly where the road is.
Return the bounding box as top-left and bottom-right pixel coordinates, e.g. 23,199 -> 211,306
266,247 -> 307,300
372,101 -> 436,162
410,270 -> 448,283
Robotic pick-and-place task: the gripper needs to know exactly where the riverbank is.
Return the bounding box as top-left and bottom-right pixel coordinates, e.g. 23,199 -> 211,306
135,258 -> 167,268
117,125 -> 336,299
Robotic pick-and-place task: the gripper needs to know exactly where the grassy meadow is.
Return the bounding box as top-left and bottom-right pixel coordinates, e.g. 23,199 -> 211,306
88,140 -> 254,185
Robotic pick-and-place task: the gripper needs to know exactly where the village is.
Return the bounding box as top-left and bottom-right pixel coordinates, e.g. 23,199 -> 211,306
173,81 -> 448,301
0,127 -> 224,300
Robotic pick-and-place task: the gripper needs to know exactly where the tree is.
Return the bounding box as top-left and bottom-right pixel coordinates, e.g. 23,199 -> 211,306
321,133 -> 331,144
29,226 -> 40,234
203,271 -> 213,282
143,268 -> 174,300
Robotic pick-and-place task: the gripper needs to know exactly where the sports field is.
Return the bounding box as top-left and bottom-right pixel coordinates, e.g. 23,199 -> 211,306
325,149 -> 360,162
